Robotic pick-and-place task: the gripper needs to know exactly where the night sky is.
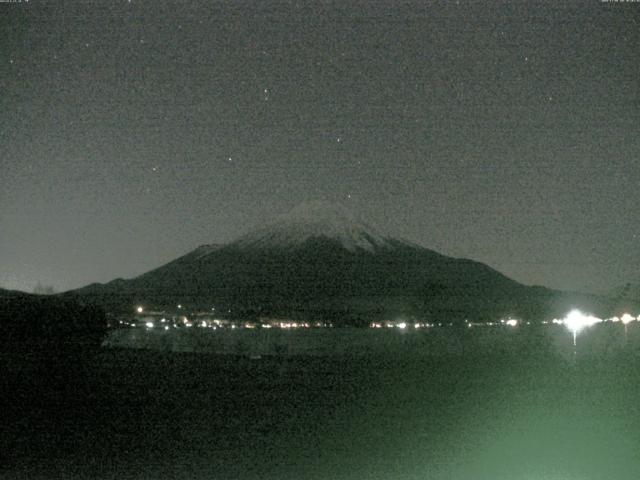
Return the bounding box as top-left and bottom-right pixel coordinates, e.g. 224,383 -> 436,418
1,0 -> 638,294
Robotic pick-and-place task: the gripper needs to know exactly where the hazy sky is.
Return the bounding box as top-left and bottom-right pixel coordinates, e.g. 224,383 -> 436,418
1,0 -> 638,294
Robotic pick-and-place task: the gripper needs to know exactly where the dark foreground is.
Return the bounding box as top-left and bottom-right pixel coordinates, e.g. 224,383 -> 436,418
3,335 -> 640,479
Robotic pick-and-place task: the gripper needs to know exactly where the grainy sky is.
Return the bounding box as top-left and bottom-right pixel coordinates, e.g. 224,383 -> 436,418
1,0 -> 638,294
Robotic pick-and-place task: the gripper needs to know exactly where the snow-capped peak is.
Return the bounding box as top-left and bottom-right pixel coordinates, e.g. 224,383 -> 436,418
191,244 -> 223,259
232,201 -> 397,252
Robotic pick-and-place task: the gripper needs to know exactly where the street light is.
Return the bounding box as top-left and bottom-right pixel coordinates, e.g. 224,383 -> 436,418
563,309 -> 601,347
621,313 -> 634,340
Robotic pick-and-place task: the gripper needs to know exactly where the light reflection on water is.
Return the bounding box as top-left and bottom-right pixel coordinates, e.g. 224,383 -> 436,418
104,321 -> 639,360
5,323 -> 640,480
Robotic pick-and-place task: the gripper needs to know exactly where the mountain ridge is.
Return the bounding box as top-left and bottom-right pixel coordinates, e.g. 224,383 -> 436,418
66,202 -> 623,323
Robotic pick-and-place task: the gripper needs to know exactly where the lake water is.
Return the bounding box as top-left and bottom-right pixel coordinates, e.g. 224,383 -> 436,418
3,323 -> 640,479
103,322 -> 639,359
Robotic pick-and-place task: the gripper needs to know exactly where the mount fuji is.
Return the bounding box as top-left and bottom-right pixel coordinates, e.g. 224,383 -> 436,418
70,201 -> 614,324
231,202 -> 407,252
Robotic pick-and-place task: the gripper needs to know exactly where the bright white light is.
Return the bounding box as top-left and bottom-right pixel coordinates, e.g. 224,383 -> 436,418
564,310 -> 600,334
145,321 -> 154,328
397,322 -> 407,330
563,309 -> 602,346
505,319 -> 518,327
621,313 -> 634,325
201,321 -> 207,327
177,304 -> 182,309
136,306 -> 143,313
164,326 -> 169,331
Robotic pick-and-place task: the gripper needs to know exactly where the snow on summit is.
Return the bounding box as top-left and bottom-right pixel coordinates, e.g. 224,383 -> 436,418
233,201 -> 395,252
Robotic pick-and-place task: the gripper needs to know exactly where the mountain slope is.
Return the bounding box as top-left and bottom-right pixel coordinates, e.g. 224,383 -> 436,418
69,202 -> 614,323
607,280 -> 640,308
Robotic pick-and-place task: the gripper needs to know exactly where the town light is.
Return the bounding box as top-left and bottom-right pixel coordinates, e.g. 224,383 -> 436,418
563,309 -> 601,346
621,313 -> 634,325
136,306 -> 143,313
